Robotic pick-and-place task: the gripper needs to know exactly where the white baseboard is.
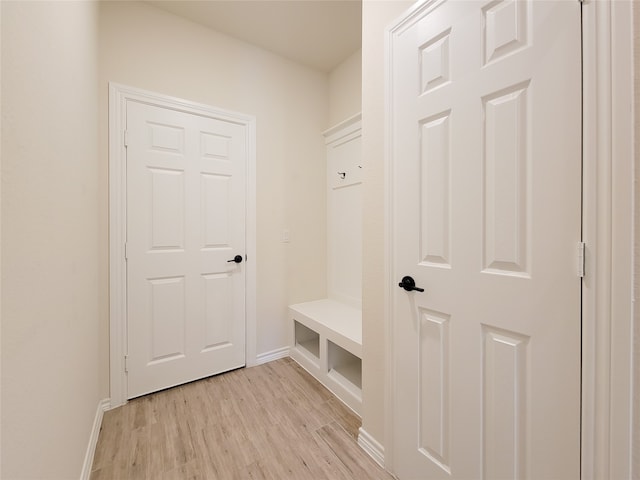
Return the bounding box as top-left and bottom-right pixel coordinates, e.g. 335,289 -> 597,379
80,398 -> 110,480
357,427 -> 385,467
254,346 -> 290,366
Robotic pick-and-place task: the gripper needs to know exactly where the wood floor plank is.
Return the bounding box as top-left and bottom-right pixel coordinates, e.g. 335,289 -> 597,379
89,464 -> 114,480
91,358 -> 394,480
317,396 -> 361,439
240,459 -> 273,480
316,421 -> 393,480
127,427 -> 149,479
148,422 -> 167,477
161,458 -> 206,480
308,429 -> 356,480
197,427 -> 241,479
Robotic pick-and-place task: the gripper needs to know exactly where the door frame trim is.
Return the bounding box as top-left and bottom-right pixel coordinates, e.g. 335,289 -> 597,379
383,0 -> 635,477
581,1 -> 634,478
108,83 -> 257,407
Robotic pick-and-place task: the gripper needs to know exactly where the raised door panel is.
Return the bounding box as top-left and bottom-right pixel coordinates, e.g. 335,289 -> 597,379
482,83 -> 530,277
418,309 -> 451,474
420,111 -> 452,268
482,326 -> 529,480
483,0 -> 529,66
420,28 -> 451,94
147,276 -> 186,363
149,168 -> 185,251
201,173 -> 231,249
202,273 -> 233,351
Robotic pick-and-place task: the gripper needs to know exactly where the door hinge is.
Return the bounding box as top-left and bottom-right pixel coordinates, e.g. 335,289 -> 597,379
124,355 -> 129,373
577,242 -> 586,278
124,130 -> 129,147
124,242 -> 128,260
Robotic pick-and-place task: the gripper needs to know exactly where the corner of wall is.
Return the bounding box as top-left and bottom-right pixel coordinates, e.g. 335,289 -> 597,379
328,48 -> 362,127
360,0 -> 414,454
80,399 -> 110,480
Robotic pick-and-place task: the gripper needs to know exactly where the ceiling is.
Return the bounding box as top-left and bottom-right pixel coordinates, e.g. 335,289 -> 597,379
146,0 -> 362,73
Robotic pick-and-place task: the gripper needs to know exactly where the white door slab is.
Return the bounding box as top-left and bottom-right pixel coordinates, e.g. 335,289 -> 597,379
389,1 -> 581,478
126,100 -> 247,398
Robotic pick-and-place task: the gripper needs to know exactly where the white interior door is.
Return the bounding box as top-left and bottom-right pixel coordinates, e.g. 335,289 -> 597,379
390,1 -> 581,478
126,100 -> 247,398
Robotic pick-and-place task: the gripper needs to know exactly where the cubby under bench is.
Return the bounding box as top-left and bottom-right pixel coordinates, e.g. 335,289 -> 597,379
289,299 -> 362,416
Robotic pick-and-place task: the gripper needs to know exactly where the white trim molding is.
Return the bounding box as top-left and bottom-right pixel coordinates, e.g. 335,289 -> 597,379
255,347 -> 290,366
582,1 -> 634,479
322,112 -> 362,143
108,83 -> 257,406
80,398 -> 110,480
357,427 -> 385,468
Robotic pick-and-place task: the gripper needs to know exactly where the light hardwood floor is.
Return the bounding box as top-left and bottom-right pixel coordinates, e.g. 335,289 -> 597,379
91,357 -> 394,479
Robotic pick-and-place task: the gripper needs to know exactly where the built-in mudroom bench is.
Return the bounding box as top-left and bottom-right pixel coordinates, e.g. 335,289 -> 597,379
289,299 -> 362,415
289,114 -> 363,415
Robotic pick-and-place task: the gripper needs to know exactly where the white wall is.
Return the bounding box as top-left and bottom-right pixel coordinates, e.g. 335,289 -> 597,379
98,1 -> 328,367
1,1 -> 102,478
328,49 -> 362,127
361,0 -> 413,448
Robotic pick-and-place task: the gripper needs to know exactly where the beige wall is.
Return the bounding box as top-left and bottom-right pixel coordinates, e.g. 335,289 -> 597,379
328,48 -> 362,127
361,0 -> 413,447
1,1 -> 102,478
98,1 -> 328,371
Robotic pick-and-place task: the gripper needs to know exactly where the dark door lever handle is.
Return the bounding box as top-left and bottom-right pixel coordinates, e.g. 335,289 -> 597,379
227,255 -> 243,264
398,276 -> 424,292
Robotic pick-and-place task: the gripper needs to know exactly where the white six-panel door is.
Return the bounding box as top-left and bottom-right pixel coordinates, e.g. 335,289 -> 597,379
390,0 -> 581,478
126,100 -> 247,398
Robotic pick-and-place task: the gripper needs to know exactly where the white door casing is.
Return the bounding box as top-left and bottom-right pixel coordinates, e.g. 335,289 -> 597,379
388,1 -> 581,479
109,84 -> 256,406
581,1 -> 635,478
